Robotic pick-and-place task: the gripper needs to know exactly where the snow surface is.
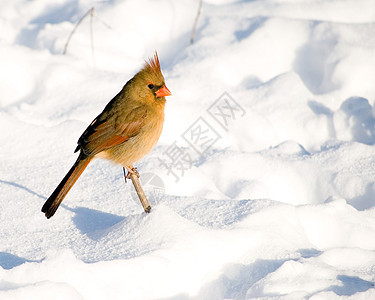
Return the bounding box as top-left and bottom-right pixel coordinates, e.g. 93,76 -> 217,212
1,0 -> 375,299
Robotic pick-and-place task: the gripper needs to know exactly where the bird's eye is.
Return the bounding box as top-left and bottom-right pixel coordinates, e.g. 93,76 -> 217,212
148,84 -> 154,89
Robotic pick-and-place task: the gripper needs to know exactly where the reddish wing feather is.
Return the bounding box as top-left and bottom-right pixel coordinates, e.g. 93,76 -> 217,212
82,112 -> 147,156
117,113 -> 147,138
94,134 -> 129,151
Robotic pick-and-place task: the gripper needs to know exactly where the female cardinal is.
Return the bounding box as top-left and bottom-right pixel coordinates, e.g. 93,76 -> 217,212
42,52 -> 171,218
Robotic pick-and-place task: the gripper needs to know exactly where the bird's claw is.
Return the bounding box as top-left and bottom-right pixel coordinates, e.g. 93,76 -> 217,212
123,167 -> 139,183
126,167 -> 139,179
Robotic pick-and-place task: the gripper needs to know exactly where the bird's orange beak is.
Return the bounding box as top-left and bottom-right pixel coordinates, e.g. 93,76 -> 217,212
156,85 -> 172,97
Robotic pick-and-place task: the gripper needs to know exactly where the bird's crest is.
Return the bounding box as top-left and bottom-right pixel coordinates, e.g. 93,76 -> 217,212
144,52 -> 161,75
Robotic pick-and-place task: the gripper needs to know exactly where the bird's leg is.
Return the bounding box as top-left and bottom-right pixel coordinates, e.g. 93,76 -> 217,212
123,167 -> 127,183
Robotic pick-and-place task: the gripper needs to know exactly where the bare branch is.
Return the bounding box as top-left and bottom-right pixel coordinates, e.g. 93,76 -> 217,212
190,0 -> 203,44
89,7 -> 95,67
129,172 -> 151,213
63,7 -> 95,56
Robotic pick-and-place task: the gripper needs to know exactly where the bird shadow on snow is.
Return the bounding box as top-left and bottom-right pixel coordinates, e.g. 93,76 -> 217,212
65,206 -> 124,239
0,179 -> 124,240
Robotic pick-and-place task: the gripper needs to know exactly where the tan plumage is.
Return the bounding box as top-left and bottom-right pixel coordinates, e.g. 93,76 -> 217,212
42,52 -> 171,218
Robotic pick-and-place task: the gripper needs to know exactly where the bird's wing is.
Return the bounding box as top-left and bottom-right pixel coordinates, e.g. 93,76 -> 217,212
76,105 -> 148,157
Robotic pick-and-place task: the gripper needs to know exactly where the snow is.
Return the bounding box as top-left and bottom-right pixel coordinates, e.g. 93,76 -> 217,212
1,0 -> 375,299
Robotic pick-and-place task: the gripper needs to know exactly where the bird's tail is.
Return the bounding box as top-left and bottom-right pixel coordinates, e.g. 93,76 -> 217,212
42,155 -> 92,218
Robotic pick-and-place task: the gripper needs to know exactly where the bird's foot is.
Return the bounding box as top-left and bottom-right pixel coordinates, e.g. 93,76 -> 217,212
123,166 -> 139,183
127,167 -> 140,178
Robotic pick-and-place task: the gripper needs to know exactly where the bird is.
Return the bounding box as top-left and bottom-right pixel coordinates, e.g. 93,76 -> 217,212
41,52 -> 171,218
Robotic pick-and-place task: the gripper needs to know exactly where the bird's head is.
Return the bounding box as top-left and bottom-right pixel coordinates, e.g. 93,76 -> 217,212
133,52 -> 171,106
